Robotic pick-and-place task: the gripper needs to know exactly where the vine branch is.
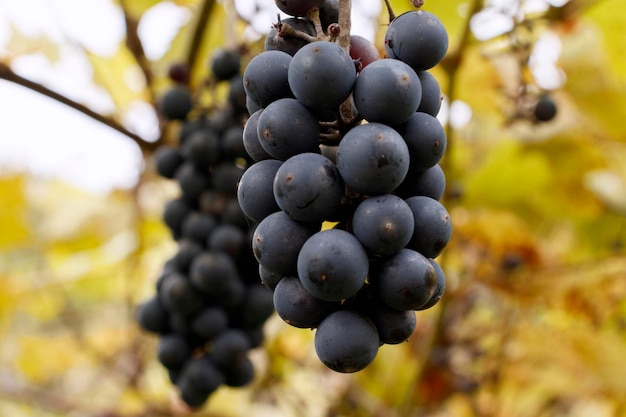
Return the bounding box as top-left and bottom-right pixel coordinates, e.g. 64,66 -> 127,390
186,0 -> 217,72
0,61 -> 159,153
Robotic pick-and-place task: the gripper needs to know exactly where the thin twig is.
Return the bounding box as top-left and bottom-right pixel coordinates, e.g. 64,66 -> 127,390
0,61 -> 159,153
119,0 -> 156,103
383,0 -> 396,22
186,0 -> 217,72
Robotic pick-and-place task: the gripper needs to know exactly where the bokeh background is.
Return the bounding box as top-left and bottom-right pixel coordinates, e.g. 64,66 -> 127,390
1,0 -> 625,416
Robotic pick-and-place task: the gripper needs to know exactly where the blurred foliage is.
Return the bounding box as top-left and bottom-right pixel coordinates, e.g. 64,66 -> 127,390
1,0 -> 626,416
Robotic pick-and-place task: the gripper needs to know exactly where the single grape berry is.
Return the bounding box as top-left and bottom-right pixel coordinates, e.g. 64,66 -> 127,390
297,229 -> 369,302
210,48 -> 241,81
384,10 -> 449,72
352,58 -> 422,125
349,35 -> 380,69
288,41 -> 356,111
273,153 -> 344,222
534,94 -> 557,122
314,310 -> 380,373
265,17 -> 316,56
159,86 -> 193,120
336,123 -> 410,196
243,50 -> 293,108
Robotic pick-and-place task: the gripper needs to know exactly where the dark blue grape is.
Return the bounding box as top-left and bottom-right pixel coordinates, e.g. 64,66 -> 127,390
370,248 -> 437,311
395,164 -> 446,200
189,251 -> 240,296
237,159 -> 282,223
256,98 -> 320,160
181,212 -> 217,243
236,285 -> 275,328
396,112 -> 446,171
275,0 -> 325,17
157,334 -> 191,369
190,307 -> 229,340
178,356 -> 224,402
534,94 -> 557,122
223,356 -> 255,387
405,196 -> 452,259
353,58 -> 421,125
314,310 -> 379,373
336,123 -> 410,195
228,75 -> 247,115
259,264 -> 283,291
181,127 -> 221,171
175,162 -> 211,203
163,197 -> 192,238
210,48 -> 241,81
384,10 -> 449,71
172,239 -> 204,273
220,125 -> 246,161
273,276 -> 338,328
210,163 -> 244,195
159,272 -> 204,316
354,283 -> 417,344
243,50 -> 293,108
136,296 -> 170,334
243,109 -> 273,162
288,41 -> 356,110
209,329 -> 251,366
155,146 -> 184,179
297,229 -> 368,301
265,17 -> 316,56
352,194 -> 414,256
416,258 -> 446,310
159,86 -> 193,120
252,211 -> 318,276
207,224 -> 245,258
417,71 -> 443,116
273,153 -> 343,222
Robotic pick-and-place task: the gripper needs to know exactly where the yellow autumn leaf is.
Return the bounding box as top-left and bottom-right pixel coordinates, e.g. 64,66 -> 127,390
0,175 -> 30,248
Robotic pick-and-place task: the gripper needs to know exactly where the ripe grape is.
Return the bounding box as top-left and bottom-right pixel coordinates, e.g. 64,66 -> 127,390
243,50 -> 293,108
273,276 -> 339,328
297,229 -> 369,302
252,211 -> 318,276
159,86 -> 193,120
370,248 -> 437,311
243,109 -> 273,162
405,196 -> 452,259
417,71 -> 443,116
155,145 -> 184,179
352,58 -> 421,125
352,194 -> 414,256
273,153 -> 344,222
534,94 -> 557,122
385,10 -> 449,71
256,98 -> 320,160
396,112 -> 447,171
237,159 -> 282,223
395,164 -> 446,200
314,310 -> 379,373
210,48 -> 241,81
336,123 -> 410,195
288,41 -> 356,110
158,334 -> 191,369
265,17 -> 316,56
416,258 -> 446,310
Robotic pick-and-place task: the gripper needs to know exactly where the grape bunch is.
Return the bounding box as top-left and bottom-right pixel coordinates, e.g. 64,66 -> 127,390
136,50 -> 274,407
237,2 -> 452,373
